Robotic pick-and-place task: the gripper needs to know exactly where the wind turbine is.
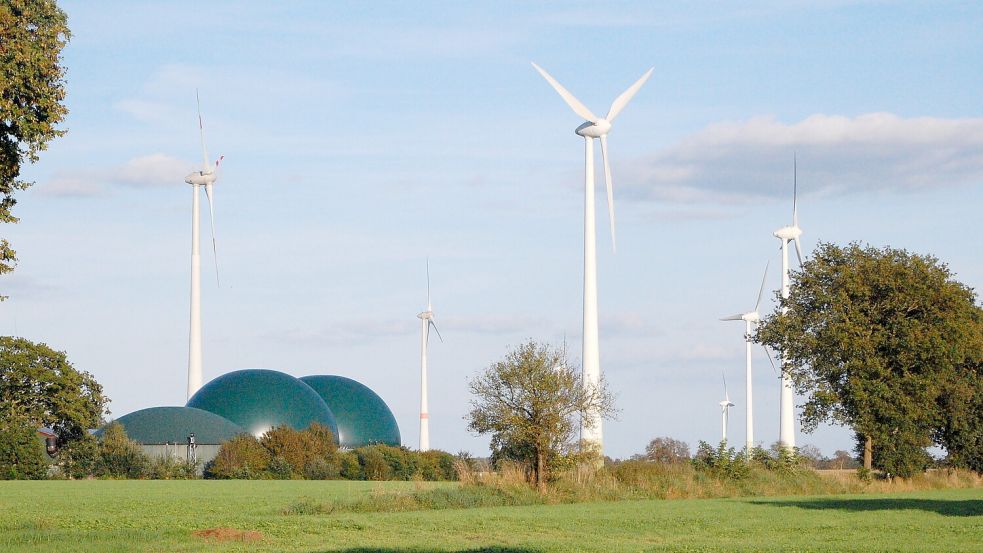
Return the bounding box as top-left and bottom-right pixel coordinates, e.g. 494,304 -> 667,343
417,261 -> 442,451
719,374 -> 735,443
773,155 -> 803,450
184,91 -> 222,400
532,63 -> 653,452
721,261 -> 770,454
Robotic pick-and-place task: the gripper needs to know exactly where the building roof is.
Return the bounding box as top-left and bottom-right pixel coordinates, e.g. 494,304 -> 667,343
187,368 -> 338,440
99,406 -> 244,445
300,375 -> 401,448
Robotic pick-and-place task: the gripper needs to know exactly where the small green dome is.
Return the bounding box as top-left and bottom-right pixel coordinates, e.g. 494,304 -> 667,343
99,406 -> 244,445
299,375 -> 401,448
187,369 -> 338,440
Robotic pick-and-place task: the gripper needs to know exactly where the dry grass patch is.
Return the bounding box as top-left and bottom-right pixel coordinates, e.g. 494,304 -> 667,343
192,527 -> 264,542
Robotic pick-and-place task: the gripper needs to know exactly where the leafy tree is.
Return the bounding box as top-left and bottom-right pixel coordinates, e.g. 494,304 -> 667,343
205,434 -> 271,479
466,340 -> 617,492
0,409 -> 48,479
832,449 -> 857,470
0,337 -> 108,450
56,431 -> 97,479
644,437 -> 690,464
934,363 -> 983,472
0,0 -> 70,286
756,242 -> 983,475
359,446 -> 391,481
95,422 -> 147,478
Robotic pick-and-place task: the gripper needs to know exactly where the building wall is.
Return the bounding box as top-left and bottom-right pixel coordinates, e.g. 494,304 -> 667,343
140,444 -> 222,474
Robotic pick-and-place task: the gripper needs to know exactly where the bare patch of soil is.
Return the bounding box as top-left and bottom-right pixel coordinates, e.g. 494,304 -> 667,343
193,527 -> 264,542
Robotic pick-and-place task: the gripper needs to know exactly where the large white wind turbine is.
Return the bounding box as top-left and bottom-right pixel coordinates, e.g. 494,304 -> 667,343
721,262 -> 770,454
184,92 -> 222,400
772,156 -> 803,449
417,261 -> 442,451
532,63 -> 653,452
719,374 -> 735,443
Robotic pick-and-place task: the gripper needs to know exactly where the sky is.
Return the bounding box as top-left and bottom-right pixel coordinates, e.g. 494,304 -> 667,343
5,1 -> 982,460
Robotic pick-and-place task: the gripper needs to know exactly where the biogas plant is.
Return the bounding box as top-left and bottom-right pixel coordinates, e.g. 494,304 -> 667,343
101,370 -> 400,465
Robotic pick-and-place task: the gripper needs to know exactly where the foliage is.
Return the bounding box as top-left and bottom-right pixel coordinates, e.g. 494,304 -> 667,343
934,362 -> 983,472
144,455 -> 198,480
95,423 -> 147,478
205,434 -> 271,479
56,431 -> 97,479
0,409 -> 48,479
692,441 -> 751,480
0,337 -> 108,451
755,242 -> 983,474
466,340 -> 617,491
0,0 -> 70,284
644,436 -> 690,463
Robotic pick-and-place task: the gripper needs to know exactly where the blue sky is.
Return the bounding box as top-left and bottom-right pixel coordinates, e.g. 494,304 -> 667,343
5,1 -> 982,459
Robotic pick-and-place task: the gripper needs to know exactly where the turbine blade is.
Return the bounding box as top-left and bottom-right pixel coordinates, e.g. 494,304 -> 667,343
204,184 -> 219,286
196,90 -> 210,173
426,258 -> 431,310
723,373 -> 729,402
755,260 -> 770,312
531,63 -> 598,122
792,153 -> 798,226
606,67 -> 654,122
794,237 -> 804,265
763,346 -> 779,377
720,313 -> 745,321
429,320 -> 443,343
600,135 -> 616,253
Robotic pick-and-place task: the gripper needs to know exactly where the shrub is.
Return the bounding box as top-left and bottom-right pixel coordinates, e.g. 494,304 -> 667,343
145,455 -> 198,479
0,411 -> 49,480
205,434 -> 271,479
692,441 -> 750,480
359,447 -> 391,480
339,451 -> 362,479
95,423 -> 147,478
268,456 -> 294,479
303,456 -> 340,480
57,432 -> 98,479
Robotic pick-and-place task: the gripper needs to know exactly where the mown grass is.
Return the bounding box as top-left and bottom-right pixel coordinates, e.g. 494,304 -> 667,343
0,478 -> 980,552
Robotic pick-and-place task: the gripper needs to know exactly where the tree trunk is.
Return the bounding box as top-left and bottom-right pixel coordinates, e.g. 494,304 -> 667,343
536,449 -> 546,494
863,434 -> 873,470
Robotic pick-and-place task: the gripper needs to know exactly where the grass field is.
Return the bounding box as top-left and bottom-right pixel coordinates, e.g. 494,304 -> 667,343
0,480 -> 980,552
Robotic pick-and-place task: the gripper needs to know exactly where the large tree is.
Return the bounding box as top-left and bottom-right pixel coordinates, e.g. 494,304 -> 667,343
0,337 -> 108,448
0,0 -> 70,289
466,340 -> 616,492
756,242 -> 983,476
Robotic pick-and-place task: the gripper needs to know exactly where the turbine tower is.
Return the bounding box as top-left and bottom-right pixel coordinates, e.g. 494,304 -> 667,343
719,374 -> 735,443
772,156 -> 803,450
184,92 -> 222,400
720,262 -> 770,454
532,63 -> 653,452
417,261 -> 442,451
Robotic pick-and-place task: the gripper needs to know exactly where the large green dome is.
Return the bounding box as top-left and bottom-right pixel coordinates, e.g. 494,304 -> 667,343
98,406 -> 245,445
299,375 -> 400,448
187,369 -> 338,440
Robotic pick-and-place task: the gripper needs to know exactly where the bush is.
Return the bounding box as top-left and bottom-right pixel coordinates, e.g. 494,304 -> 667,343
57,432 -> 98,479
303,456 -> 340,480
145,455 -> 198,479
205,434 -> 271,479
0,411 -> 49,480
268,456 -> 294,479
692,441 -> 750,480
339,451 -> 361,479
95,423 -> 147,478
359,447 -> 391,480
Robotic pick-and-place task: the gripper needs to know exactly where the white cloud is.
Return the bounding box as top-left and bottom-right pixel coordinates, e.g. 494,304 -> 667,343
623,113 -> 983,204
40,154 -> 190,197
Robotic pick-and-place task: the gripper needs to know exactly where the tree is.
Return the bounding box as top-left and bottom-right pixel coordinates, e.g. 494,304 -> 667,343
0,409 -> 48,479
0,0 -> 70,287
0,337 -> 108,450
466,340 -> 617,492
756,242 -> 983,476
205,434 -> 270,479
643,437 -> 690,464
95,422 -> 147,478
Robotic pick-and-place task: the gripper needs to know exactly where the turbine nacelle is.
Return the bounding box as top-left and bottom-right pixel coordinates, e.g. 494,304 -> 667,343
184,170 -> 216,186
575,119 -> 611,138
773,225 -> 802,241
720,400 -> 735,409
417,310 -> 434,321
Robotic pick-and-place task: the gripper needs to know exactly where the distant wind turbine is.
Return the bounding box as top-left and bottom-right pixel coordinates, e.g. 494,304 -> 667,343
532,62 -> 653,452
417,261 -> 442,451
719,374 -> 735,443
772,155 -> 804,450
721,261 -> 770,454
184,91 -> 223,400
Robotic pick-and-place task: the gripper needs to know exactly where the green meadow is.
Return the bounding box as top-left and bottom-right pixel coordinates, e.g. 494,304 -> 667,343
0,481 -> 980,552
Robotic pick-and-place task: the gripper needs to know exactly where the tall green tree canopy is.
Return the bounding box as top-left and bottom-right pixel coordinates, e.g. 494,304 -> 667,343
466,340 -> 616,491
0,0 -> 70,284
756,242 -> 983,476
0,336 -> 107,446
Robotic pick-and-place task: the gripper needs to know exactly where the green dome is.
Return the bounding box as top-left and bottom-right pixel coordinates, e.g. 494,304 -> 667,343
299,375 -> 400,448
98,406 -> 244,445
187,369 -> 338,440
